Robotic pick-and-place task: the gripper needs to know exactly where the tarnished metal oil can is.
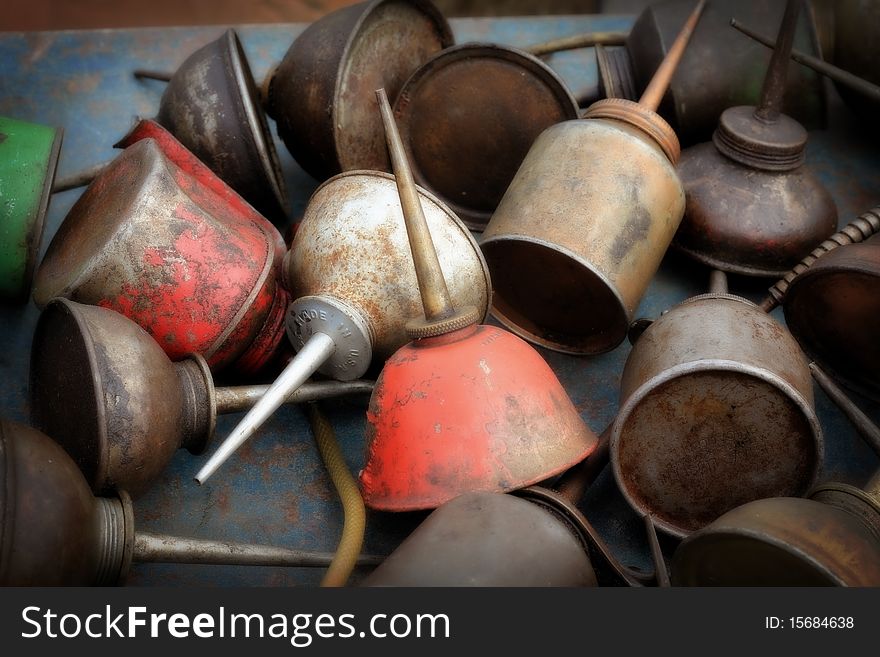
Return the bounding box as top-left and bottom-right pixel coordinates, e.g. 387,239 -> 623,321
612,289 -> 823,537
33,138 -> 289,376
265,0 -> 453,180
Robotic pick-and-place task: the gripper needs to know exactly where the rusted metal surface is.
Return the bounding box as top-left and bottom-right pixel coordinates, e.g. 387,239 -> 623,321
675,0 -> 837,278
784,234 -> 880,401
266,0 -> 452,181
2,15 -> 878,587
154,29 -> 289,225
0,420 -> 381,585
675,142 -> 837,276
603,0 -> 826,146
362,491 -> 598,586
394,43 -> 578,230
30,300 -> 214,497
612,293 -> 822,537
359,93 -> 595,511
671,496 -> 880,586
30,299 -> 375,497
361,324 -> 598,510
284,171 -> 491,364
482,116 -> 685,354
33,138 -> 289,376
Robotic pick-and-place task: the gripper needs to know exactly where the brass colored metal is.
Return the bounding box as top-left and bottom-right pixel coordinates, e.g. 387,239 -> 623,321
525,31 -> 628,57
612,273 -> 822,538
481,1 -> 705,354
638,0 -> 706,112
30,299 -> 372,496
731,19 -> 880,105
379,88 -> 453,326
265,0 -> 453,180
674,0 -> 837,277
0,420 -> 381,586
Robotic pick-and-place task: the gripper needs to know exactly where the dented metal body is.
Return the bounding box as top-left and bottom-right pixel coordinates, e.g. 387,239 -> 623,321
266,0 -> 452,180
33,138 -> 289,376
784,234 -> 880,400
481,105 -> 685,354
394,43 -> 578,230
597,0 -> 826,146
0,115 -> 62,302
360,324 -> 598,511
155,29 -> 289,224
672,479 -> 880,586
612,293 -> 823,538
362,490 -> 597,586
283,171 -> 491,369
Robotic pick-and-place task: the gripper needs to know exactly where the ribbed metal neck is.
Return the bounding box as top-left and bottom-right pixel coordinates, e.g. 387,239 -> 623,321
92,496 -> 128,586
175,355 -> 215,455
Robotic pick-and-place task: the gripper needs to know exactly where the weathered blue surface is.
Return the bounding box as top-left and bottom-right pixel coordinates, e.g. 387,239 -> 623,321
0,16 -> 878,587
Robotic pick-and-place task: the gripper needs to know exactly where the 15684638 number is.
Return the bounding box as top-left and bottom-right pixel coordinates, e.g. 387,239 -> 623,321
790,617 -> 854,629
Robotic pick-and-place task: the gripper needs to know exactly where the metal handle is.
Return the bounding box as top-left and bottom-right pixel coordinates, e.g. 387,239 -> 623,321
731,19 -> 880,105
810,363 -> 880,458
133,531 -> 383,568
524,30 -> 628,57
214,379 -> 375,415
760,208 -> 880,312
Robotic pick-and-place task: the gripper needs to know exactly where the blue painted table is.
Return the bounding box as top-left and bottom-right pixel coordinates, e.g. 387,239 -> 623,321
1,15 -> 878,586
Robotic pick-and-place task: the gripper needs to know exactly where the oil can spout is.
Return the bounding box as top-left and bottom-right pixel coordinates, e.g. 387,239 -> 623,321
753,0 -> 801,123
376,87 -> 480,338
730,19 -> 880,105
133,70 -> 172,82
638,0 -> 706,112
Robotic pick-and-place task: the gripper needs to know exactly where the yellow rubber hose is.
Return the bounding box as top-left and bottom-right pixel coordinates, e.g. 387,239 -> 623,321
306,402 -> 366,587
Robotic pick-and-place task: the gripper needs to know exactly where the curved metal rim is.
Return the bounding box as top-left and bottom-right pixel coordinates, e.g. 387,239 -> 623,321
45,298 -> 112,492
188,353 -> 217,455
22,128 -> 63,302
611,359 -> 824,539
785,266 -> 880,402
671,237 -> 791,278
809,482 -> 880,518
331,0 -> 455,170
674,518 -> 849,586
394,41 -> 579,228
309,169 -> 493,322
480,233 -> 630,355
116,490 -> 136,584
224,29 -> 289,217
516,485 -> 652,586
